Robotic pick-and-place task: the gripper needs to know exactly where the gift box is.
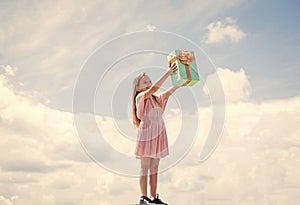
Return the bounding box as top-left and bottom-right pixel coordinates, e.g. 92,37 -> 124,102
167,50 -> 200,86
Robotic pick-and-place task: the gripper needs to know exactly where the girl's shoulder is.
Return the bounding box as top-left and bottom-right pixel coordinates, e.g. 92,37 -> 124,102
136,91 -> 147,102
136,91 -> 146,98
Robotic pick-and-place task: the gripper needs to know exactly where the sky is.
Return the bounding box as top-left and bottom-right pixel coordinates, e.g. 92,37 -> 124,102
0,0 -> 300,204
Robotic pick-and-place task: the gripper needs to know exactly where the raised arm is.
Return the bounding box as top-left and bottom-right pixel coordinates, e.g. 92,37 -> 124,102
165,78 -> 191,97
144,64 -> 177,99
165,86 -> 180,98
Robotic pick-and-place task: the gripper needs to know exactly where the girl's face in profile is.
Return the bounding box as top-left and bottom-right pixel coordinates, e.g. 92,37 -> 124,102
138,75 -> 152,92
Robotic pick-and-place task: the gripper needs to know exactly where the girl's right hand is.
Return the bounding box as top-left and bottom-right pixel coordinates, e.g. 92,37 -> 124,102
168,63 -> 177,75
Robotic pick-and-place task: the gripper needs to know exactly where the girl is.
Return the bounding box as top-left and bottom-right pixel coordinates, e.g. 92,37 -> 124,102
132,63 -> 179,205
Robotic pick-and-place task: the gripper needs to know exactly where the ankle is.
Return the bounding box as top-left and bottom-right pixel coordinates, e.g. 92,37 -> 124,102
151,193 -> 159,198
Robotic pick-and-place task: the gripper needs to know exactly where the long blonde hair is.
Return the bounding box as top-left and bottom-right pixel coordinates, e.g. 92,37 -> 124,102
132,73 -> 146,128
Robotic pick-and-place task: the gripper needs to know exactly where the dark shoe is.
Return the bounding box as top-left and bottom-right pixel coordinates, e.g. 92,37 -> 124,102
151,194 -> 167,205
139,196 -> 152,204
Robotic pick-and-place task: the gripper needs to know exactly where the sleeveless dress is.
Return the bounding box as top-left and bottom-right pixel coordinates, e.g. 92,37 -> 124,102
134,91 -> 170,159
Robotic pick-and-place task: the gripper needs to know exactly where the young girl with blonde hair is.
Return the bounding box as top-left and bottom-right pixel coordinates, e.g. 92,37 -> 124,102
132,64 -> 179,204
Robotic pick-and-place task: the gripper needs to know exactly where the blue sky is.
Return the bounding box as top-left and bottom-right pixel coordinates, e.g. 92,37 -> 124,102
0,0 -> 300,204
227,1 -> 299,99
199,0 -> 300,100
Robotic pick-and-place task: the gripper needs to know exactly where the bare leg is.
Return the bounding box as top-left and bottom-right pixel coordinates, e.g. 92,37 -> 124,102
149,158 -> 160,199
140,157 -> 151,197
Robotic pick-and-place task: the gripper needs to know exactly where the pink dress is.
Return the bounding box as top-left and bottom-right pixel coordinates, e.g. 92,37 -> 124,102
135,91 -> 170,159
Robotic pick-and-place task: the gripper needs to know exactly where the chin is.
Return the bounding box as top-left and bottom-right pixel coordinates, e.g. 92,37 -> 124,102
141,87 -> 149,92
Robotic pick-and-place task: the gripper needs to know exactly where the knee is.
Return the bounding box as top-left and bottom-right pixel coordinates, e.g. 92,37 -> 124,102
150,163 -> 159,175
140,163 -> 150,176
140,167 -> 149,176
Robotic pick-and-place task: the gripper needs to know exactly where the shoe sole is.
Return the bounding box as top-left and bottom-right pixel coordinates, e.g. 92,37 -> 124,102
131,204 -> 167,205
131,204 -> 159,205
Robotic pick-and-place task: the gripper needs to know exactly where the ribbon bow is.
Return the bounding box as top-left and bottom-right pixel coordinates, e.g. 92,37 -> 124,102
177,51 -> 195,65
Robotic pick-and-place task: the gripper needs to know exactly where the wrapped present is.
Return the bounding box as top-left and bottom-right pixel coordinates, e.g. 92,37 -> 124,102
167,50 -> 200,86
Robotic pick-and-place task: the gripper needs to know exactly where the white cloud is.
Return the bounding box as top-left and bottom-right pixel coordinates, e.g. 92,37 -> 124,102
158,67 -> 300,204
159,95 -> 300,204
203,17 -> 246,44
0,72 -> 139,204
2,65 -> 16,76
0,196 -> 17,205
146,24 -> 157,31
204,67 -> 251,103
0,77 -> 93,174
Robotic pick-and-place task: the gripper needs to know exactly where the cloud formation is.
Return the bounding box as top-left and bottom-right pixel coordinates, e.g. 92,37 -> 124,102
146,24 -> 157,31
1,65 -> 16,76
204,67 -> 251,103
203,17 -> 246,44
161,73 -> 300,204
